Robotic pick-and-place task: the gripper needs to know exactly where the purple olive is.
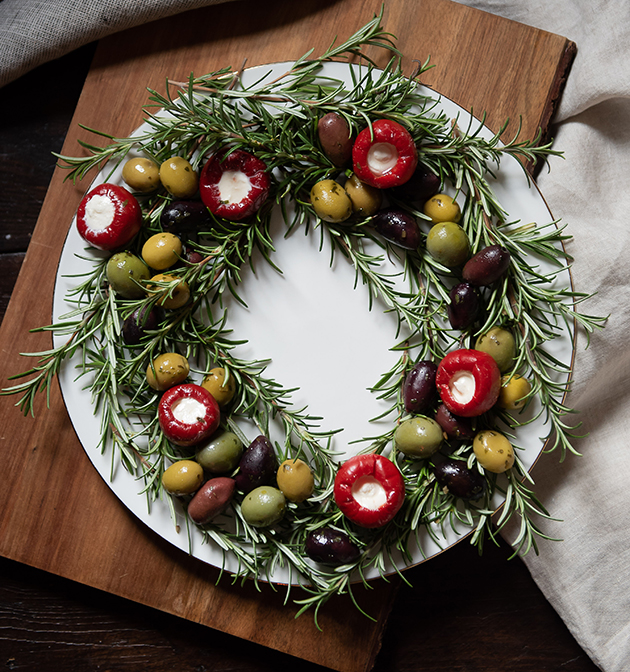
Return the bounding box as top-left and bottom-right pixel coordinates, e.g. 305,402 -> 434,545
447,282 -> 481,330
462,245 -> 511,286
434,459 -> 485,500
403,361 -> 438,414
234,435 -> 277,493
122,305 -> 161,345
391,162 -> 440,202
305,527 -> 361,566
372,208 -> 421,250
318,112 -> 353,167
434,404 -> 475,440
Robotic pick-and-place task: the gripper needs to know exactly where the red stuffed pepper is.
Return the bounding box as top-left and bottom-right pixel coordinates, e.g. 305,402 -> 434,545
158,383 -> 221,447
436,349 -> 501,417
334,453 -> 405,528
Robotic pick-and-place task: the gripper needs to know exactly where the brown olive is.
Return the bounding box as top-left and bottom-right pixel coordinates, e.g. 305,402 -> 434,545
187,477 -> 235,525
318,112 -> 353,166
462,245 -> 511,286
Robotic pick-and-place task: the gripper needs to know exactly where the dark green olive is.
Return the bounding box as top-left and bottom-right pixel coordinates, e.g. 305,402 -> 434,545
434,459 -> 485,500
403,361 -> 438,414
447,282 -> 481,330
372,208 -> 421,250
234,435 -> 277,493
304,527 -> 361,566
196,430 -> 243,474
426,221 -> 470,267
241,486 -> 286,527
106,251 -> 150,299
462,245 -> 511,286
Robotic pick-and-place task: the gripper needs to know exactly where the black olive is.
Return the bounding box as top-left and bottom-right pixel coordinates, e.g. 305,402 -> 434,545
447,282 -> 481,330
234,435 -> 277,493
403,361 -> 438,414
122,305 -> 161,345
372,207 -> 421,250
304,527 -> 361,566
434,404 -> 475,440
160,200 -> 212,235
434,459 -> 485,500
462,245 -> 511,286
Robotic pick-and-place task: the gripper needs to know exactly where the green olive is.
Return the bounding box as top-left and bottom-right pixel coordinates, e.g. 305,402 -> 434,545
498,374 -> 532,410
159,156 -> 199,199
122,157 -> 160,193
146,352 -> 189,391
106,251 -> 150,299
426,221 -> 470,267
142,232 -> 183,271
344,173 -> 383,217
394,416 -> 443,458
475,326 -> 516,372
276,459 -> 314,503
241,486 -> 286,527
423,193 -> 462,224
196,430 -> 243,473
147,273 -> 190,309
162,460 -> 204,495
201,367 -> 236,408
310,179 -> 352,223
473,430 -> 514,473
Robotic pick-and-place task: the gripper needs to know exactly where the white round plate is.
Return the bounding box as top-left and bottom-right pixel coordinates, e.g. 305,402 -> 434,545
53,61 -> 573,583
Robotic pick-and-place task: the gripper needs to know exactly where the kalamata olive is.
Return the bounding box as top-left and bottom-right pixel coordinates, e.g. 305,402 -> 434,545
276,458 -> 314,503
162,460 -> 204,496
394,416 -> 443,458
447,282 -> 481,330
241,486 -> 286,527
201,367 -> 236,408
234,435 -> 278,493
317,112 -> 353,167
372,207 -> 421,250
146,352 -> 189,391
183,247 -> 205,265
498,374 -> 532,410
304,527 -> 361,566
426,221 -> 470,267
159,156 -> 199,199
310,179 -> 353,223
160,200 -> 212,234
391,162 -> 440,202
142,232 -> 183,271
122,305 -> 161,345
187,477 -> 235,525
473,430 -> 515,473
434,459 -> 485,500
462,245 -> 511,286
344,173 -> 383,217
475,326 -> 516,372
147,273 -> 190,309
106,251 -> 150,299
434,404 -> 475,440
423,193 -> 461,223
196,430 -> 243,474
122,157 -> 160,193
403,361 -> 438,414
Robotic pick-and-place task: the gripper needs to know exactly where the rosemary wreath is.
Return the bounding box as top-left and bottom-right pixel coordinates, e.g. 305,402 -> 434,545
2,13 -> 606,625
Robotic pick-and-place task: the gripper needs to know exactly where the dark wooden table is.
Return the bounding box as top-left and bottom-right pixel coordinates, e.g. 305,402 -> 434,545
0,36 -> 600,672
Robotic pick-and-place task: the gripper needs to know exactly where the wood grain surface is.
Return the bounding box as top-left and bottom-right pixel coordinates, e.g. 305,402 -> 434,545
0,1 -> 585,671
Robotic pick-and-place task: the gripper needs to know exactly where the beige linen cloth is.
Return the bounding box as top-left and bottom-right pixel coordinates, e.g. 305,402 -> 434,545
1,0 -> 628,669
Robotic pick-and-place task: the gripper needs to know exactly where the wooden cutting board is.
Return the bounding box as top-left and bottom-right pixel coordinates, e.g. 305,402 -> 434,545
0,1 -> 575,670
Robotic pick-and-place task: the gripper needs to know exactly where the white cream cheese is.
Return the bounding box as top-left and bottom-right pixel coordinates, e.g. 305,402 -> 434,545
84,194 -> 116,231
218,170 -> 251,204
366,142 -> 398,176
351,475 -> 387,510
449,371 -> 476,405
171,397 -> 206,424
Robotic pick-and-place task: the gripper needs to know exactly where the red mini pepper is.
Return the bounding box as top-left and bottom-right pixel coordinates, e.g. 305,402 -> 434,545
352,119 -> 418,189
435,349 -> 501,417
333,453 -> 405,528
158,383 -> 221,447
76,183 -> 142,250
199,149 -> 270,221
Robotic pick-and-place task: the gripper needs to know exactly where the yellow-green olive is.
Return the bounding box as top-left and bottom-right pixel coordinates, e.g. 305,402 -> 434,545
423,193 -> 462,224
147,273 -> 190,309
106,251 -> 150,298
142,232 -> 183,271
201,367 -> 236,408
162,460 -> 204,495
310,179 -> 352,223
473,430 -> 515,473
196,430 -> 243,473
394,416 -> 443,458
426,221 -> 470,267
146,352 -> 189,391
122,157 -> 160,193
276,458 -> 314,502
498,374 -> 532,410
159,156 -> 199,199
475,326 -> 516,372
344,173 -> 383,217
241,486 -> 286,527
